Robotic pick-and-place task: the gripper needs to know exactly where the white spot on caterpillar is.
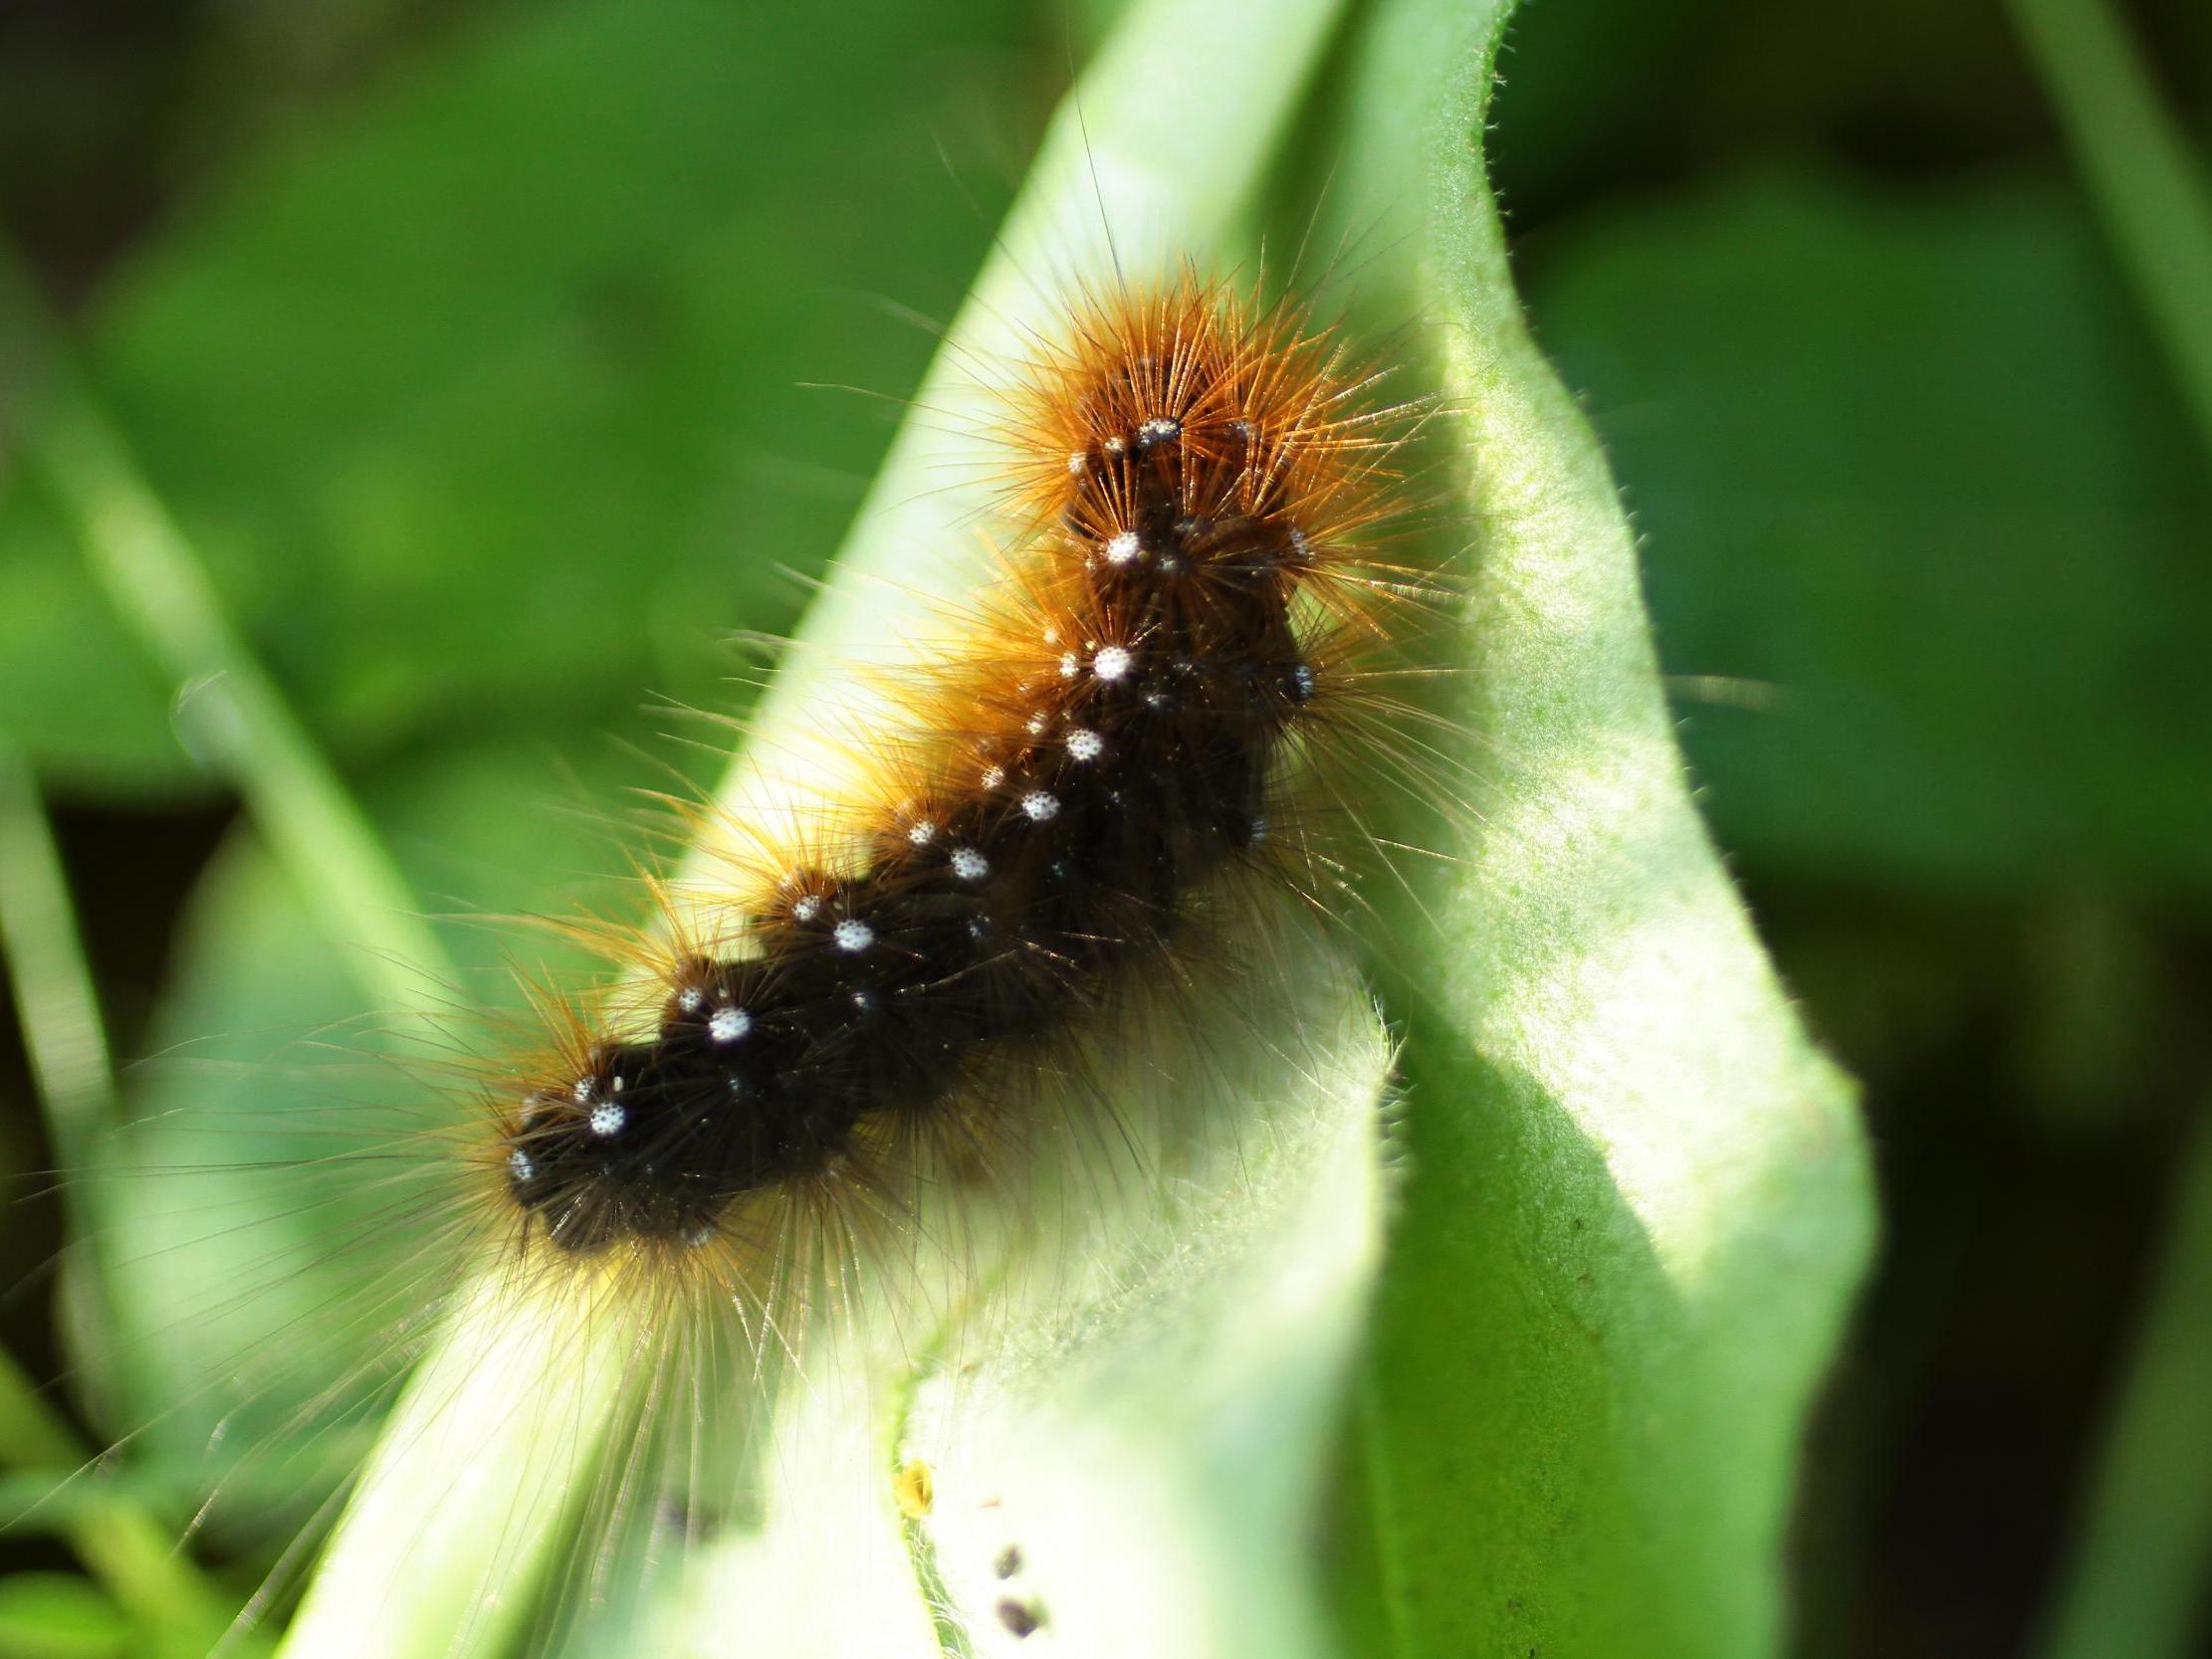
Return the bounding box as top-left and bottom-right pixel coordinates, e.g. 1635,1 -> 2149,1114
678,986 -> 705,1013
1026,714 -> 1047,735
508,1148 -> 536,1182
1066,451 -> 1086,476
1139,416 -> 1181,445
1065,728 -> 1103,762
588,1102 -> 625,1139
982,764 -> 1006,789
1292,663 -> 1317,702
792,894 -> 822,924
951,848 -> 990,883
907,820 -> 938,846
572,1077 -> 595,1105
1021,791 -> 1060,822
1104,531 -> 1142,565
1102,434 -> 1127,458
833,919 -> 875,953
1288,525 -> 1313,560
1058,652 -> 1079,680
709,1006 -> 752,1044
610,1074 -> 625,1092
1093,646 -> 1132,682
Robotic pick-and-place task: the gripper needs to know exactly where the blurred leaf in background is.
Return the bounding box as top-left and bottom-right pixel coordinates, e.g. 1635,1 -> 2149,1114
1532,169 -> 2212,898
1,0 -> 1036,791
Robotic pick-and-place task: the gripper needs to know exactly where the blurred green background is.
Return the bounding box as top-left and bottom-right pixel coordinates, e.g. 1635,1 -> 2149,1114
1,0 -> 2208,1655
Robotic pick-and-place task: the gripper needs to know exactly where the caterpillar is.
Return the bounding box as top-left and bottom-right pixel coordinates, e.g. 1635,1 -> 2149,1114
498,274 -> 1409,1280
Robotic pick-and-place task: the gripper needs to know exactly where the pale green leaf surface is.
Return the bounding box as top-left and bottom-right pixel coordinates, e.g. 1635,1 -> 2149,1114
1316,3 -> 1877,1656
673,971 -> 1391,1657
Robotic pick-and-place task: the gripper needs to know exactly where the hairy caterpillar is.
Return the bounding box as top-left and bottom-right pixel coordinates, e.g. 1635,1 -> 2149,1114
499,272 -> 1411,1278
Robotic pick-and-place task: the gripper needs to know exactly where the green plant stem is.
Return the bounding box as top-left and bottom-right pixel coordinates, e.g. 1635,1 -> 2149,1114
0,742 -> 126,1412
2035,1104 -> 2212,1659
0,245 -> 453,1015
2005,0 -> 2212,463
0,748 -> 116,1187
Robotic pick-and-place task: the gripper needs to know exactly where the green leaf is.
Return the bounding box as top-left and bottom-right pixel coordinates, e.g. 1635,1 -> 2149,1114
1529,169 -> 2212,897
1309,4 -> 1877,1657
